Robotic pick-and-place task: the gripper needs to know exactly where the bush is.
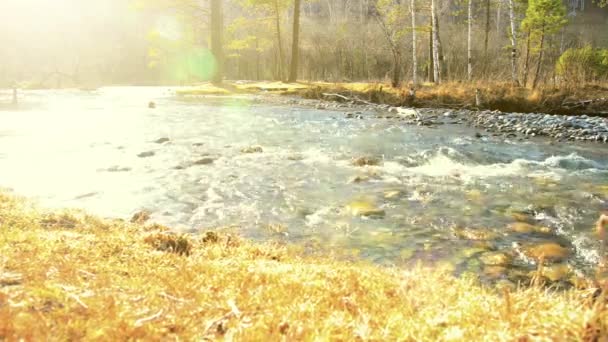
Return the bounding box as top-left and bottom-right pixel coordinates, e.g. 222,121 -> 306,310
556,46 -> 608,84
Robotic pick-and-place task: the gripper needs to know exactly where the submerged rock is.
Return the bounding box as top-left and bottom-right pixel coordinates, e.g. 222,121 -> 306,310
479,251 -> 513,266
241,146 -> 264,154
508,222 -> 552,234
521,242 -> 570,263
483,265 -> 508,279
452,227 -> 499,241
346,200 -> 385,218
538,263 -> 571,282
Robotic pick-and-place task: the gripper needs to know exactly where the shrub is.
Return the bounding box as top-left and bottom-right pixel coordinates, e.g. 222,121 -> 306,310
556,46 -> 608,84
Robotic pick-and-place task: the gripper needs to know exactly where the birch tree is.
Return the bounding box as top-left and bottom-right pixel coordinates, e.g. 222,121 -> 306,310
467,0 -> 473,81
507,0 -> 519,85
431,0 -> 442,83
410,0 -> 418,85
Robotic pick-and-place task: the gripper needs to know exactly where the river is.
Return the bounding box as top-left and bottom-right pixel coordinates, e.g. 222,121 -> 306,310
1,87 -> 607,284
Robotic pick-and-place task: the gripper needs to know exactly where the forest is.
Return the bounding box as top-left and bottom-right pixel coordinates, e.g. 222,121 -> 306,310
1,0 -> 608,89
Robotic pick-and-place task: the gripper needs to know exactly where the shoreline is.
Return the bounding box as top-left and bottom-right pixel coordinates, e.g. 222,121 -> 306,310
0,191 -> 606,339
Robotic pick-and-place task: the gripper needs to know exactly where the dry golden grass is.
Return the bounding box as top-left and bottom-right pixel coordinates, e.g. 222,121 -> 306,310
1,191 -> 607,340
299,81 -> 608,115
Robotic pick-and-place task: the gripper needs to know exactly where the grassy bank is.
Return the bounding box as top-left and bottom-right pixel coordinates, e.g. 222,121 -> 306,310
177,81 -> 608,116
0,191 -> 606,340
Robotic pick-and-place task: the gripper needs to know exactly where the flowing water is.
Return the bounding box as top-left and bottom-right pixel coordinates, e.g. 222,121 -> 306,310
1,87 -> 607,283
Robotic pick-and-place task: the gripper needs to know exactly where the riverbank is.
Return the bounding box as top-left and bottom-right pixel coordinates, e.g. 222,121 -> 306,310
0,191 -> 606,340
177,81 -> 608,143
176,81 -> 608,116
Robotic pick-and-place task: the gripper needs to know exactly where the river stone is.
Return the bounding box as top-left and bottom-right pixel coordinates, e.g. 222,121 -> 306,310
154,137 -> 170,144
351,156 -> 381,167
483,266 -> 508,279
193,157 -> 215,165
508,222 -> 552,234
131,210 -> 151,224
347,200 -> 385,218
495,279 -> 517,292
241,146 -> 263,154
522,242 -> 570,263
349,175 -> 370,184
539,263 -> 571,282
480,251 -> 513,266
383,190 -> 402,199
137,151 -> 155,158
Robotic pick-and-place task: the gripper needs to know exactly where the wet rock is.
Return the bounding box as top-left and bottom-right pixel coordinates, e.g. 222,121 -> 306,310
508,222 -> 552,234
131,210 -> 151,224
479,251 -> 513,266
483,265 -> 508,279
383,190 -> 402,200
137,151 -> 155,158
539,263 -> 571,282
509,211 -> 535,223
154,137 -> 170,144
241,146 -> 263,154
148,101 -> 156,109
349,175 -> 370,183
193,157 -> 215,165
192,142 -> 205,147
462,247 -> 488,258
351,156 -> 381,167
495,279 -> 517,292
521,242 -> 570,263
346,200 -> 385,218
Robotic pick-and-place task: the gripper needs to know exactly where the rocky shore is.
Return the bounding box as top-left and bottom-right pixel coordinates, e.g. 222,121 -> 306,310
267,95 -> 608,143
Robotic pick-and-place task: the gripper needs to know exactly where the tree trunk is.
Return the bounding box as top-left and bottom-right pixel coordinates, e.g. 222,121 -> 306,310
288,0 -> 301,82
392,52 -> 402,88
484,0 -> 491,59
274,0 -> 285,81
411,0 -> 418,85
210,0 -> 223,84
468,0 -> 473,81
532,26 -> 545,89
523,29 -> 531,87
507,0 -> 519,85
428,27 -> 434,82
431,0 -> 441,83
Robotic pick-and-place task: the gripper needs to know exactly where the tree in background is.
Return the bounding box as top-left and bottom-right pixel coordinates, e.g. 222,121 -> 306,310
210,0 -> 224,84
375,0 -> 408,87
288,0 -> 302,82
521,0 -> 567,88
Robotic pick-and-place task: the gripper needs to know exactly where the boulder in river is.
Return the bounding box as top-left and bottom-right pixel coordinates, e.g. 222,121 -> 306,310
346,200 -> 385,218
241,146 -> 264,154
